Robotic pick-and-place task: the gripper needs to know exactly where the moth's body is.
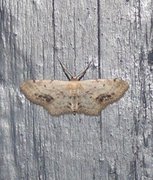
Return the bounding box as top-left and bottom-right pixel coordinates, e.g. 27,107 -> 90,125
20,79 -> 129,116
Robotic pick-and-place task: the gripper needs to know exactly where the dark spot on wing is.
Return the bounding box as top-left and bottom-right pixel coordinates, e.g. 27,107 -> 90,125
114,78 -> 118,82
38,94 -> 54,102
34,93 -> 54,103
96,94 -> 112,103
44,84 -> 46,87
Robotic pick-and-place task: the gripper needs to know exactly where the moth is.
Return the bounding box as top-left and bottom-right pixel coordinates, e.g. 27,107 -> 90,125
20,61 -> 129,116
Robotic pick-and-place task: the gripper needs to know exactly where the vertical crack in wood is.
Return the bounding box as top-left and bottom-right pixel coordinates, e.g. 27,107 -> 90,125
97,0 -> 103,149
52,0 -> 56,79
73,8 -> 77,75
97,0 -> 101,79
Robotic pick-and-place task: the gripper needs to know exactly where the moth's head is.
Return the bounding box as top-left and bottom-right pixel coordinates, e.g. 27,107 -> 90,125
70,77 -> 79,81
58,60 -> 92,81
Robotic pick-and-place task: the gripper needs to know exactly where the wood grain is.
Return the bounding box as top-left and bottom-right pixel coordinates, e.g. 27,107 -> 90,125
0,0 -> 153,179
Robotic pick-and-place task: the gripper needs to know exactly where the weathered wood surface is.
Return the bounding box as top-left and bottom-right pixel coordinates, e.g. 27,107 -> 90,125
0,0 -> 153,179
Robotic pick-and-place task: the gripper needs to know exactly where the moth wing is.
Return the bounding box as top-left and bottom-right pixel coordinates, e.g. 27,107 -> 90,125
78,79 -> 129,116
20,80 -> 71,116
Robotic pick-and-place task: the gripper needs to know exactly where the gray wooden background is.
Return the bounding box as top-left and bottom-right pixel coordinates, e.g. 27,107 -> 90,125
0,0 -> 153,179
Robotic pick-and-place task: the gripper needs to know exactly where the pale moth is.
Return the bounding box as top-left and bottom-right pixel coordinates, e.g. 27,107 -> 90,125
20,61 -> 129,116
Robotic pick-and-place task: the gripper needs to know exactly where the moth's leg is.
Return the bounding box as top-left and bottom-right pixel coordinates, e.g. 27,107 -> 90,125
77,61 -> 92,80
58,60 -> 73,80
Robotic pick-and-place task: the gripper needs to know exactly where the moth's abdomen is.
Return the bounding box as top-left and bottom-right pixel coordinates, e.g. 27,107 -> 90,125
66,96 -> 80,113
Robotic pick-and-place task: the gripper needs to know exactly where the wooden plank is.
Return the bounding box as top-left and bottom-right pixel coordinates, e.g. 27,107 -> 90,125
0,0 -> 153,179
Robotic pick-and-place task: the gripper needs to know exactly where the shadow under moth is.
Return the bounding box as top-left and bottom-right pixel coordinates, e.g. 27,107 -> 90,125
20,61 -> 129,116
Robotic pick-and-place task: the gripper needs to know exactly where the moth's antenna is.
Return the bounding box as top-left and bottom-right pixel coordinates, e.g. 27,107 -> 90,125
77,61 -> 92,80
58,60 -> 73,80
